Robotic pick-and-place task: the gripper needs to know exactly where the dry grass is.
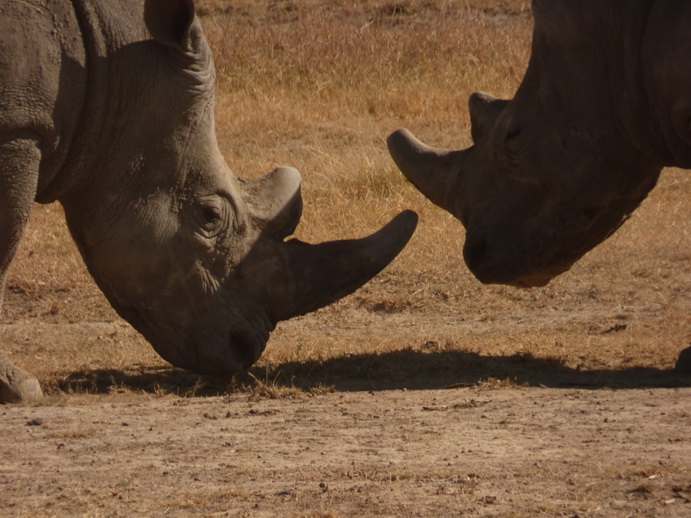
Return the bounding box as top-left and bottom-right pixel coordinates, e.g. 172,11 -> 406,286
1,0 -> 689,399
203,0 -> 533,242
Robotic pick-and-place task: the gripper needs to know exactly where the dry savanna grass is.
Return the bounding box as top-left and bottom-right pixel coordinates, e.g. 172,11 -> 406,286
2,0 -> 689,398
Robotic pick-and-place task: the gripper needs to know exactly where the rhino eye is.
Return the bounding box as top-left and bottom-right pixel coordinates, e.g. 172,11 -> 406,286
201,205 -> 221,223
502,116 -> 527,158
504,117 -> 522,141
196,199 -> 226,237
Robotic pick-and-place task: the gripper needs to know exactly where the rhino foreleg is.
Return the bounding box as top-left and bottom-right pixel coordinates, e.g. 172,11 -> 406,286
0,133 -> 43,403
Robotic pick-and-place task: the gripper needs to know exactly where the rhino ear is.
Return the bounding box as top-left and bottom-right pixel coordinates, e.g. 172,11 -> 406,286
144,0 -> 196,52
468,92 -> 509,144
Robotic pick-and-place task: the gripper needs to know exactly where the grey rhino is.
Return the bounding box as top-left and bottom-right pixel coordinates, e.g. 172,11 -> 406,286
0,0 -> 417,402
388,0 -> 689,288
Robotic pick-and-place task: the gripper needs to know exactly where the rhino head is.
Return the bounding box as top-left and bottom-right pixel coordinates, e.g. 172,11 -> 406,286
54,0 -> 416,375
387,0 -> 685,287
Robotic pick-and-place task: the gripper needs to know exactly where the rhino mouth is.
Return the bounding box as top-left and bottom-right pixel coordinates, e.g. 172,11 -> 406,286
183,315 -> 272,375
509,265 -> 572,288
112,302 -> 271,375
228,326 -> 268,370
471,262 -> 572,288
463,234 -> 575,288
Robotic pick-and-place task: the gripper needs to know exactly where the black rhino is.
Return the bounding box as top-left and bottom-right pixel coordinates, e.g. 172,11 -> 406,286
0,0 -> 417,402
388,0 -> 689,288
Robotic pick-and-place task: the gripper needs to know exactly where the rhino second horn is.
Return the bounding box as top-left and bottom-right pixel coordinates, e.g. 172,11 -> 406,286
271,209 -> 418,322
387,129 -> 466,216
244,166 -> 303,240
468,92 -> 510,144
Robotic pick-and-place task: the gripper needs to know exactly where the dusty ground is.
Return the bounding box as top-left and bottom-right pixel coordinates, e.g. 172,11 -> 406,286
1,1 -> 690,516
2,388 -> 690,517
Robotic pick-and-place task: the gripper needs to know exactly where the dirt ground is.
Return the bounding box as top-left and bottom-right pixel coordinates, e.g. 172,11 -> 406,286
1,1 -> 691,516
2,387 -> 690,517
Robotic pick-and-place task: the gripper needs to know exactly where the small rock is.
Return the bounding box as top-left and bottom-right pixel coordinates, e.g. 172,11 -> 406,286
26,417 -> 44,426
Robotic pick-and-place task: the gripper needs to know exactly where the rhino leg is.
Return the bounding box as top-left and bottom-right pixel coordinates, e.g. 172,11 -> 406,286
0,133 -> 43,403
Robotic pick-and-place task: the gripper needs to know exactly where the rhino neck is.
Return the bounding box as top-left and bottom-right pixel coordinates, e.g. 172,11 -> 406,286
531,0 -> 666,171
606,0 -> 677,167
34,0 -> 99,203
37,0 -> 150,204
3,0 -> 88,205
641,1 -> 691,167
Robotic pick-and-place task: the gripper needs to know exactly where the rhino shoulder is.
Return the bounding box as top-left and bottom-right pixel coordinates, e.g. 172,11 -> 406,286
0,0 -> 86,197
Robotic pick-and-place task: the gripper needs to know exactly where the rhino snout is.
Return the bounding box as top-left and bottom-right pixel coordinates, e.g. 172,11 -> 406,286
228,326 -> 268,370
462,234 -> 568,288
462,236 -> 519,285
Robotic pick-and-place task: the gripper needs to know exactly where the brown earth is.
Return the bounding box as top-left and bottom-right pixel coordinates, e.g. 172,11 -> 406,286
1,1 -> 690,517
2,387 -> 690,517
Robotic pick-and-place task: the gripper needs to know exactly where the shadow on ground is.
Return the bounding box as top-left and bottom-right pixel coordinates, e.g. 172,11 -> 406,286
51,348 -> 691,397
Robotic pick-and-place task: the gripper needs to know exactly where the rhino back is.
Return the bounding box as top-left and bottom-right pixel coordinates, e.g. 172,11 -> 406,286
0,0 -> 86,199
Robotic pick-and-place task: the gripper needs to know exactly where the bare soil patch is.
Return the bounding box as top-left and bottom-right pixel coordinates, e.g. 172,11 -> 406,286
1,1 -> 690,516
1,388 -> 690,517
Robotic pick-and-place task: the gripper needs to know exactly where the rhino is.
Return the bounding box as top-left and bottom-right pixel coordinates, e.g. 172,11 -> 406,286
388,0 -> 689,288
0,0 -> 417,402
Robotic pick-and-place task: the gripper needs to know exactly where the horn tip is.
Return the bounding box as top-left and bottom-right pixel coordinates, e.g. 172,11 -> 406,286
395,209 -> 419,234
369,209 -> 418,263
381,209 -> 419,245
270,166 -> 303,191
386,128 -> 419,155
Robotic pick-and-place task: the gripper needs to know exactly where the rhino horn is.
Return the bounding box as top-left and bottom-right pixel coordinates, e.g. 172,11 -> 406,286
269,209 -> 418,322
387,129 -> 467,217
242,166 -> 304,240
468,92 -> 509,143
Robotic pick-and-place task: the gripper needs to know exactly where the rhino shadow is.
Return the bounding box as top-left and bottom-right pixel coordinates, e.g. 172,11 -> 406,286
54,348 -> 691,397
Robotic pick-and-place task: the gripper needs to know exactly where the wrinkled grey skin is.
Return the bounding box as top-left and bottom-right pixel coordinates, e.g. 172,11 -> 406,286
388,0 -> 689,288
0,0 -> 417,402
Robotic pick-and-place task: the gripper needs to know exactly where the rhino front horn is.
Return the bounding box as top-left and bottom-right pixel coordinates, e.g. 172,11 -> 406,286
270,209 -> 418,321
387,129 -> 467,217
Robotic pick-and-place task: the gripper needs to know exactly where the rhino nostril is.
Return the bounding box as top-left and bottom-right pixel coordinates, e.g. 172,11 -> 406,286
463,238 -> 488,273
